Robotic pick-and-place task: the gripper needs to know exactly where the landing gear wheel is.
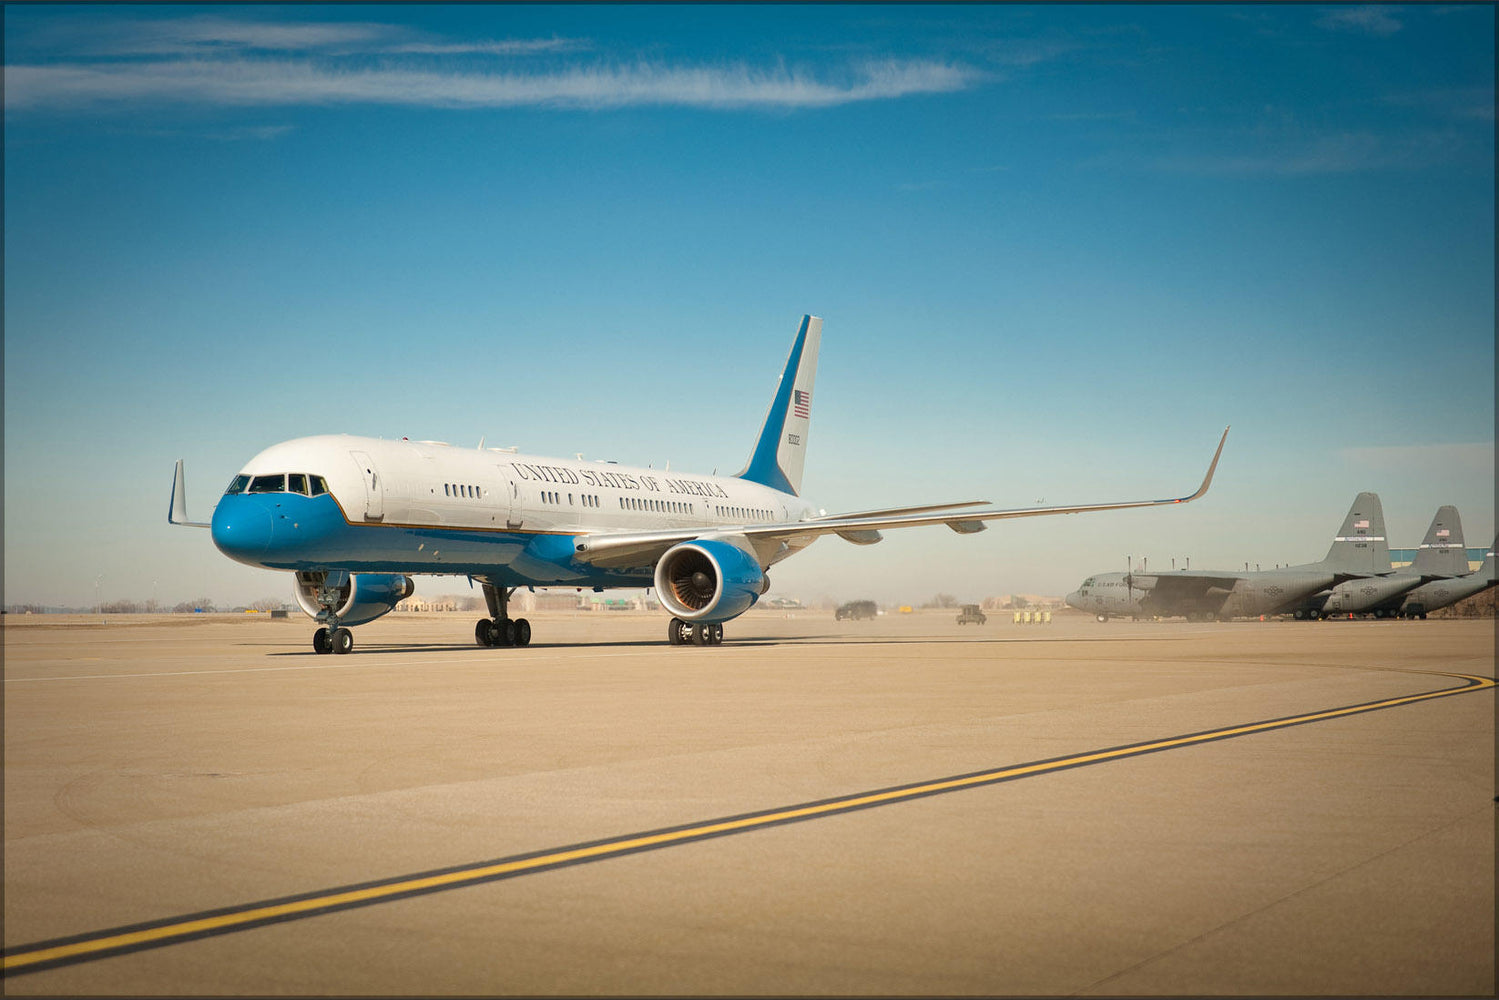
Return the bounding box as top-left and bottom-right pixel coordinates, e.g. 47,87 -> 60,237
499,619 -> 517,647
707,623 -> 723,645
690,623 -> 709,645
513,618 -> 531,647
476,619 -> 495,647
669,618 -> 697,645
313,627 -> 332,654
331,627 -> 353,655
1096,614 -> 1108,623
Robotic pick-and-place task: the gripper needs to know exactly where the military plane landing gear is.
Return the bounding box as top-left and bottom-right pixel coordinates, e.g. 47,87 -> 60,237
476,582 -> 531,648
667,618 -> 723,645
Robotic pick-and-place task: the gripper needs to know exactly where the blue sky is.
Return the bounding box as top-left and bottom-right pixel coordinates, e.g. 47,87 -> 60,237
4,3 -> 1494,609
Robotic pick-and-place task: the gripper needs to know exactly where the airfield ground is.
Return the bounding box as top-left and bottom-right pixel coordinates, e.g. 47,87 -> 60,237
3,610 -> 1494,995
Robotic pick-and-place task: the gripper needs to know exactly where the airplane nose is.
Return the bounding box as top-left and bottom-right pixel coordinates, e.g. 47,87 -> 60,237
212,498 -> 274,565
1064,591 -> 1081,609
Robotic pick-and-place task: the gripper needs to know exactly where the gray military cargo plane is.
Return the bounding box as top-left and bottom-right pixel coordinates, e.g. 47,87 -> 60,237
1064,492 -> 1389,621
1395,535 -> 1496,618
1296,505 -> 1472,619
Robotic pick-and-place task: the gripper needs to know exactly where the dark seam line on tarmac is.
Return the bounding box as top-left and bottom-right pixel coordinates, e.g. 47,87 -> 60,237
4,669 -> 1492,978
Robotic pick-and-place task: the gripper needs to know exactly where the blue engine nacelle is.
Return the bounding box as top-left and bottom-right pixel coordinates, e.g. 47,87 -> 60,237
654,539 -> 767,624
293,571 -> 415,626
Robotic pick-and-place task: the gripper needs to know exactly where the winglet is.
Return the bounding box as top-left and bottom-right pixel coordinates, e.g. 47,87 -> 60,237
1176,426 -> 1229,503
169,460 -> 212,528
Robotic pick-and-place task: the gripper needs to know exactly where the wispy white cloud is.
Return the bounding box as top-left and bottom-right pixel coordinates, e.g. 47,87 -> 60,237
1384,87 -> 1497,123
1316,5 -> 1404,36
4,15 -> 981,113
5,57 -> 981,112
29,16 -> 406,57
1149,129 -> 1467,175
384,38 -> 591,57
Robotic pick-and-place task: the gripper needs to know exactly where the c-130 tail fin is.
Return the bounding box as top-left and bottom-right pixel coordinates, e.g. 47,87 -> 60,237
1321,491 -> 1391,575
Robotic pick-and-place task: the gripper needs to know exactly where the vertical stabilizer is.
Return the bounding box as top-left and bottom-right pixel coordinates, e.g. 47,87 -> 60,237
1409,505 -> 1469,578
1478,536 -> 1498,583
737,315 -> 822,496
1321,491 -> 1391,574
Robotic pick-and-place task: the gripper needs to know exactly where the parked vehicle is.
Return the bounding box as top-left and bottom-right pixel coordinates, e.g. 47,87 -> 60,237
956,604 -> 987,625
836,600 -> 879,621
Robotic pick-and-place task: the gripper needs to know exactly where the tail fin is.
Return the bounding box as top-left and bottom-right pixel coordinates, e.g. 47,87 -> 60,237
737,315 -> 822,496
1478,536 -> 1497,583
1409,505 -> 1469,578
1321,491 -> 1390,574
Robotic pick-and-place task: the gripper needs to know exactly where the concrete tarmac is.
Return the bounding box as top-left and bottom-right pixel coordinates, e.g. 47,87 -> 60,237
3,610 -> 1494,995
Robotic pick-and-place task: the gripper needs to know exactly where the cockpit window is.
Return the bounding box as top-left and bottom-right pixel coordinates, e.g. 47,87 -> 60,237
231,472 -> 328,495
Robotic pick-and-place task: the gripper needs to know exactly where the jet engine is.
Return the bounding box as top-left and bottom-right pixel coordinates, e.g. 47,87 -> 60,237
293,571 -> 415,626
654,539 -> 768,623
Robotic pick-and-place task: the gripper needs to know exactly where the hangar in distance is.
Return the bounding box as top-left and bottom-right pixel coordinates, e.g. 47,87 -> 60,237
172,315 -> 1228,653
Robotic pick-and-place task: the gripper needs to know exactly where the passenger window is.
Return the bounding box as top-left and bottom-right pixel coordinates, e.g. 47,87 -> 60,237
225,474 -> 251,495
288,473 -> 308,495
249,474 -> 285,493
309,476 -> 329,496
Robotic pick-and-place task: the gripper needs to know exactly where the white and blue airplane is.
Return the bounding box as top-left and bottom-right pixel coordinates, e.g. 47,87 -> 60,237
171,316 -> 1228,653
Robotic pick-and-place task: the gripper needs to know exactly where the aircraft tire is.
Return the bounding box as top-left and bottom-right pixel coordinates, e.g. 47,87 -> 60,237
499,619 -> 517,647
667,619 -> 683,645
514,618 -> 531,647
332,628 -> 354,655
475,619 -> 494,647
313,627 -> 332,654
707,623 -> 723,645
1096,614 -> 1108,623
690,623 -> 709,646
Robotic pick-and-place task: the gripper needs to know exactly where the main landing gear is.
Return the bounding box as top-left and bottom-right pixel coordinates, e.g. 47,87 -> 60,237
667,618 -> 724,646
476,582 -> 532,648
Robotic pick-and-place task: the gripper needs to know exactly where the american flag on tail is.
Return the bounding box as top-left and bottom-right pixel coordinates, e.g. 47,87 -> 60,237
793,389 -> 811,418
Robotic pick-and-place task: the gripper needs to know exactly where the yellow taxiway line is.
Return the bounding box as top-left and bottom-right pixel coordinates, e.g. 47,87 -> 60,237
5,668 -> 1491,977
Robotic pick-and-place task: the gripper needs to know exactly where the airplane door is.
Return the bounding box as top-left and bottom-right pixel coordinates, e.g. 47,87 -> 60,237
499,467 -> 523,528
350,450 -> 384,521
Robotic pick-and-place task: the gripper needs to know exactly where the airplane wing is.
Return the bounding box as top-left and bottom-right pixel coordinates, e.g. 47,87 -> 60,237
573,427 -> 1229,570
168,460 -> 212,528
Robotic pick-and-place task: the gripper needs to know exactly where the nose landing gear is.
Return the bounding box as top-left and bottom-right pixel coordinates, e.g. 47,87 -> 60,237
309,572 -> 355,654
314,626 -> 354,654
